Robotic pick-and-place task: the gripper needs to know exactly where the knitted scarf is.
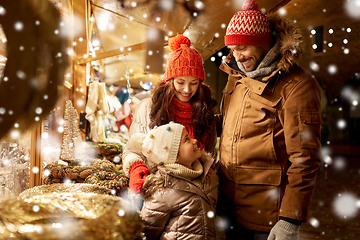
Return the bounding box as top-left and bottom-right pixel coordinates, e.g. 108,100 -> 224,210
165,160 -> 204,188
172,97 -> 205,149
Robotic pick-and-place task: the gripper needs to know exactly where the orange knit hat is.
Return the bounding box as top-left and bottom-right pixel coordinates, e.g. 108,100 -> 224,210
162,35 -> 205,83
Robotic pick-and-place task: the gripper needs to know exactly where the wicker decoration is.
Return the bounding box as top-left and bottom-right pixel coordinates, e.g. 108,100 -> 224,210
0,192 -> 144,240
19,183 -> 112,198
43,158 -> 129,192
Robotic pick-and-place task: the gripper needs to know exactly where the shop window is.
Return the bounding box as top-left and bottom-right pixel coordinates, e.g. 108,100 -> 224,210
314,26 -> 324,53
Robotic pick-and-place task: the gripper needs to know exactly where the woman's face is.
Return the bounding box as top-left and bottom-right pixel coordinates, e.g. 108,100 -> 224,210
176,128 -> 201,168
173,76 -> 200,102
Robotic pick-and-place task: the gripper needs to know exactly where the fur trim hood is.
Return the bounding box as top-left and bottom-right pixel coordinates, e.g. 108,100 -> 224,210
142,151 -> 214,198
268,13 -> 304,72
223,12 -> 304,73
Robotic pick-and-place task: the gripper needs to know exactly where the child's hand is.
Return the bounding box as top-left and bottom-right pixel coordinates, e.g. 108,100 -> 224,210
129,162 -> 149,193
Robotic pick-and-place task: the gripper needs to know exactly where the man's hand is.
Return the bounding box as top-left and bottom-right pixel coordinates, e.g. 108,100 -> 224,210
268,220 -> 299,240
129,162 -> 149,194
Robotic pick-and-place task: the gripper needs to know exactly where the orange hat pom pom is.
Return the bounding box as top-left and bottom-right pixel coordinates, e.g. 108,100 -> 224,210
169,35 -> 191,52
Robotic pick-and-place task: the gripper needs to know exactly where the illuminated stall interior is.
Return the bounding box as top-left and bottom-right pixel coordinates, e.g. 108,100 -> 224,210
0,0 -> 291,197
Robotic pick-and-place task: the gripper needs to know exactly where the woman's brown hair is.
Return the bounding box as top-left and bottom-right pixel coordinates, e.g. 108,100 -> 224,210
149,79 -> 216,145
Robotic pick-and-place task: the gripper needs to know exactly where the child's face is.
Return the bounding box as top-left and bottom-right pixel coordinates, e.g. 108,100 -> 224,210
176,129 -> 201,168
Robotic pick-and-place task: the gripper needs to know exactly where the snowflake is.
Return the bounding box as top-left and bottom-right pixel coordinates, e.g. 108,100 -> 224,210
207,211 -> 215,218
333,193 -> 359,219
118,209 -> 125,217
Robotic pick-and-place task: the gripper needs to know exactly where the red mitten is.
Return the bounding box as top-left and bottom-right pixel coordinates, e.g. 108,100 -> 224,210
129,162 -> 149,194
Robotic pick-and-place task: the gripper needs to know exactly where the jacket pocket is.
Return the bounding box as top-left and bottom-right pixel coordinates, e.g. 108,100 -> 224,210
240,93 -> 282,139
298,112 -> 321,149
248,91 -> 282,110
234,166 -> 282,186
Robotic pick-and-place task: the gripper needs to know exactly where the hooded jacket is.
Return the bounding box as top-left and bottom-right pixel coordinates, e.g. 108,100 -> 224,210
218,13 -> 322,232
140,151 -> 219,240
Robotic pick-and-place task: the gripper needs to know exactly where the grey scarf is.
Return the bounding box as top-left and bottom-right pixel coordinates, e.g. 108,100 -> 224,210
237,41 -> 281,79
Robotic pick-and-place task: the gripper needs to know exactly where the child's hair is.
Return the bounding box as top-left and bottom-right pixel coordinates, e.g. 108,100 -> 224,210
149,80 -> 216,145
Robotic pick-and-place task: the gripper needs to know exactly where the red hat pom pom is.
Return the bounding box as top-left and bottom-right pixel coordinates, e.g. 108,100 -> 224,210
169,35 -> 191,52
242,0 -> 258,10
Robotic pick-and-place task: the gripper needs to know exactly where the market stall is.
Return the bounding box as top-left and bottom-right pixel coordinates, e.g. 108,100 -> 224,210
0,0 -> 144,239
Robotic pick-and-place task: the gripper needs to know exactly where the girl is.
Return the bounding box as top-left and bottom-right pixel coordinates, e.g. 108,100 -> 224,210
126,123 -> 219,240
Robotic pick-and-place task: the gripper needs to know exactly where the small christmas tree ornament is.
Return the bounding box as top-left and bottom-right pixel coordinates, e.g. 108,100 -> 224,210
60,100 -> 82,162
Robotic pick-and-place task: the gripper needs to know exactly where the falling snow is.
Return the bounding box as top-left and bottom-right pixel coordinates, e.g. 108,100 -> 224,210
32,205 -> 40,212
43,169 -> 50,177
345,0 -> 360,19
16,70 -> 26,79
35,107 -> 42,115
337,119 -> 346,129
10,130 -> 20,139
0,6 -> 6,15
333,193 -> 359,218
327,64 -> 338,75
14,22 -> 24,31
332,156 -> 346,171
309,218 -> 320,228
58,126 -> 64,133
32,167 -> 39,174
113,156 -> 121,163
207,210 -> 215,218
310,61 -> 320,71
118,209 -> 125,217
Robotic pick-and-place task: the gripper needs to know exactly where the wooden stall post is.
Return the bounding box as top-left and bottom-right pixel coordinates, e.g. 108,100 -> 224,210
29,123 -> 43,187
71,0 -> 91,140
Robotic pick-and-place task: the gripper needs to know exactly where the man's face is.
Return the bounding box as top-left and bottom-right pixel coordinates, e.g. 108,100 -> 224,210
227,45 -> 269,72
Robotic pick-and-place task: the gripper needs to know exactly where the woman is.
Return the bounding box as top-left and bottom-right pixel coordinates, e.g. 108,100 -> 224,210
123,35 -> 217,194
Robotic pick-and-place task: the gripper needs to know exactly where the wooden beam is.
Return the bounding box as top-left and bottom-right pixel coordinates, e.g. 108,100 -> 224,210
76,41 -> 169,64
88,13 -> 94,42
268,0 -> 292,13
103,77 -> 123,85
76,42 -> 146,64
89,11 -> 106,80
91,3 -> 150,28
90,65 -> 99,82
72,0 -> 89,140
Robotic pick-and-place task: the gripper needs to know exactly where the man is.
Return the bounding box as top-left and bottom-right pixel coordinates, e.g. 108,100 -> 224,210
217,0 -> 322,239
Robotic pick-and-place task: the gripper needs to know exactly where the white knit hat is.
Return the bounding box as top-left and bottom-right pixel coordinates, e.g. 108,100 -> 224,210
128,123 -> 185,165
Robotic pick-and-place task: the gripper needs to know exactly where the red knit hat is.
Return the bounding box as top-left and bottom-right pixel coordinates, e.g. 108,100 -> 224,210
225,0 -> 272,47
162,35 -> 205,83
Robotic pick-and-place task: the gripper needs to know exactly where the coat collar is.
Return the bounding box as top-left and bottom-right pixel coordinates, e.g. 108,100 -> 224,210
142,151 -> 215,200
220,58 -> 282,96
